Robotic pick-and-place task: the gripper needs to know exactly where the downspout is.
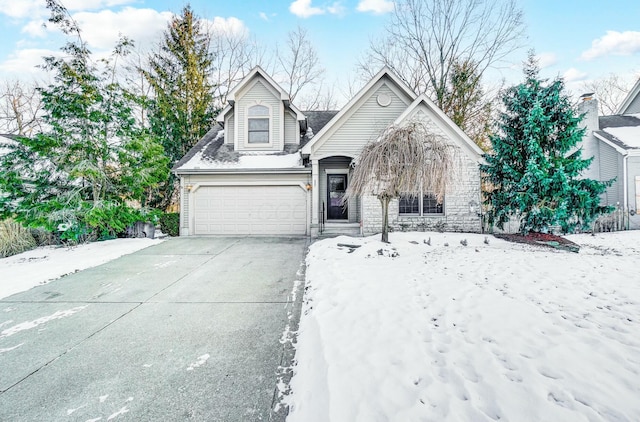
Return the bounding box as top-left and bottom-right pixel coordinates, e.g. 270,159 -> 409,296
623,153 -> 628,210
623,153 -> 629,230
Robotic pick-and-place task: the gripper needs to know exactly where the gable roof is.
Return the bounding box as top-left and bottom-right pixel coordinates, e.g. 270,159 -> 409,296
616,78 -> 640,115
393,94 -> 484,162
300,110 -> 339,149
594,114 -> 640,152
172,124 -> 225,171
173,110 -> 339,174
301,67 -> 417,155
216,66 -> 305,123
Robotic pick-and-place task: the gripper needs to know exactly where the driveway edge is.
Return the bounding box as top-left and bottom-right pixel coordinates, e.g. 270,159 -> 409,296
269,237 -> 312,422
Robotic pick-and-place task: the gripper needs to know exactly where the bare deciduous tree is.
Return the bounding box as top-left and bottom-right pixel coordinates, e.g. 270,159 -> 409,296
345,122 -> 457,242
0,80 -> 44,136
358,0 -> 523,139
298,80 -> 339,111
276,25 -> 325,103
581,73 -> 636,115
208,23 -> 261,108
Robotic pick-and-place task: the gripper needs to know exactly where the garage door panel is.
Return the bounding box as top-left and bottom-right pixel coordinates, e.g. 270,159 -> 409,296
193,186 -> 307,235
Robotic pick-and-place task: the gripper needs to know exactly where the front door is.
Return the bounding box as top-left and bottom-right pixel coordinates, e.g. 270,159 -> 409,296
327,174 -> 348,220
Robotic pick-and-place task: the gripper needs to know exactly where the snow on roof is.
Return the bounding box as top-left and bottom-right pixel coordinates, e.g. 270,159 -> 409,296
602,125 -> 640,149
179,150 -> 303,170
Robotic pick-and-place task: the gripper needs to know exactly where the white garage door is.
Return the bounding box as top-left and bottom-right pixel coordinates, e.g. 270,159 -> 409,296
193,185 -> 307,235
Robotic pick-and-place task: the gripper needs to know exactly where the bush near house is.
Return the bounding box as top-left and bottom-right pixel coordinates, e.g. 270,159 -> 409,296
159,212 -> 179,237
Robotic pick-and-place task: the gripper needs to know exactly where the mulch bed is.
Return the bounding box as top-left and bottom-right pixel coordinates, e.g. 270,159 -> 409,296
493,232 -> 580,253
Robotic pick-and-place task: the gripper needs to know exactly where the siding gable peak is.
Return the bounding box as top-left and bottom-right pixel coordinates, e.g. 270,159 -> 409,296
302,67 -> 418,157
394,94 -> 485,163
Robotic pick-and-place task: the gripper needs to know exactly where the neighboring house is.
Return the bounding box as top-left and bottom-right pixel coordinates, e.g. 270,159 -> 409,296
578,86 -> 640,230
173,66 -> 484,237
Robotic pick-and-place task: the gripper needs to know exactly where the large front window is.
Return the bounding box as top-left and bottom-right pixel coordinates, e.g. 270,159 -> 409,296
399,193 -> 444,215
248,105 -> 269,143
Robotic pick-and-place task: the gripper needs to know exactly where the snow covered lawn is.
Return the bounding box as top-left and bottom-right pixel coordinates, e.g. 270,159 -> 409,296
286,231 -> 640,421
0,238 -> 163,300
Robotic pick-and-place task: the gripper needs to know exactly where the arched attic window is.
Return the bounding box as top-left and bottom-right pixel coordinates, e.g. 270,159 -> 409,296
248,104 -> 270,143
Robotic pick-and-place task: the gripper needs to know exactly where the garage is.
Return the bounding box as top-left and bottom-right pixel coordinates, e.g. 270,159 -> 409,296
192,185 -> 308,235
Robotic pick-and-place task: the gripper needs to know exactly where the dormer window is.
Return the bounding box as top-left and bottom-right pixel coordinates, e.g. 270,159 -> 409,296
248,104 -> 270,143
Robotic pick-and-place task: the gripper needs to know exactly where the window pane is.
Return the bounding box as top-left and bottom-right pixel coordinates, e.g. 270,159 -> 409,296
423,194 -> 443,214
248,118 -> 269,131
248,105 -> 269,116
248,130 -> 269,143
399,195 -> 419,214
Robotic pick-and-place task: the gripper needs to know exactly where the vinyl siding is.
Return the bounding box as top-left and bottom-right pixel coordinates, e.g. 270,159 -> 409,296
628,157 -> 640,210
598,141 -> 623,205
225,112 -> 234,145
625,95 -> 640,114
285,111 -> 298,144
315,81 -> 411,158
236,79 -> 282,152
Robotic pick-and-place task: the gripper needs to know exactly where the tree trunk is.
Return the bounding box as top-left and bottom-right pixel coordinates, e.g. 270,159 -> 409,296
380,196 -> 390,243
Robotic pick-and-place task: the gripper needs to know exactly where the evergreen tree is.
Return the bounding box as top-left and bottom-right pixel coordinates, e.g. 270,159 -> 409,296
481,55 -> 612,234
142,5 -> 217,209
0,1 -> 169,241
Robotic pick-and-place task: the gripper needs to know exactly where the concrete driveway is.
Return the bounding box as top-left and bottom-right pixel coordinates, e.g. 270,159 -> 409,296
0,237 -> 307,421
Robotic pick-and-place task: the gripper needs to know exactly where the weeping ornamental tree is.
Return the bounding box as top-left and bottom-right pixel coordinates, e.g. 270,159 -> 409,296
345,122 -> 457,242
481,55 -> 612,234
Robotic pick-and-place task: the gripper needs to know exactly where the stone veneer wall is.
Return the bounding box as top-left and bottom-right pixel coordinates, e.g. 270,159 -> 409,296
361,156 -> 482,234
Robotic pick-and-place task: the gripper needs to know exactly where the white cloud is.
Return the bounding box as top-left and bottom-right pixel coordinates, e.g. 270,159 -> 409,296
563,67 -> 588,82
0,0 -> 134,18
259,12 -> 269,21
0,48 -> 60,75
0,0 -> 46,18
357,0 -> 394,14
327,2 -> 346,16
289,0 -> 325,18
21,20 -> 48,38
207,16 -> 248,38
64,0 -> 134,11
581,30 -> 640,60
536,52 -> 557,69
72,7 -> 172,51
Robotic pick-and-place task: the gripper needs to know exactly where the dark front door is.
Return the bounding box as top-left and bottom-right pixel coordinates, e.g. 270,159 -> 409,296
327,174 -> 348,220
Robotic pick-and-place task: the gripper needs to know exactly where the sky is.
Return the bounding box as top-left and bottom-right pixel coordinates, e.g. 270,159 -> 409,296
0,0 -> 639,105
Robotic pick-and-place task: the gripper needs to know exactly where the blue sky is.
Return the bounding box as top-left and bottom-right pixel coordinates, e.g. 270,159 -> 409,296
0,0 -> 639,103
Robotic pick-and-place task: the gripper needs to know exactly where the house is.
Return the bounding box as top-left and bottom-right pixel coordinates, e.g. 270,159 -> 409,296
173,66 -> 484,237
578,85 -> 640,230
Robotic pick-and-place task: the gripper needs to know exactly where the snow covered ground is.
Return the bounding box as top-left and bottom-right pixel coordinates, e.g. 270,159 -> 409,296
0,238 -> 163,300
286,231 -> 640,422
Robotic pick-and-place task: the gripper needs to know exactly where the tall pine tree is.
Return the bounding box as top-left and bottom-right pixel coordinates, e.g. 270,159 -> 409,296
481,54 -> 611,234
142,5 -> 217,208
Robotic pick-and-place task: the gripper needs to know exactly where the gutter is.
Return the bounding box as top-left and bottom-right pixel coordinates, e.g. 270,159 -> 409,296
174,168 -> 311,175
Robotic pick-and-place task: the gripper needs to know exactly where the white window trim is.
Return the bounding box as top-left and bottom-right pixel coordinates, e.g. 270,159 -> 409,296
245,102 -> 273,148
398,191 -> 445,217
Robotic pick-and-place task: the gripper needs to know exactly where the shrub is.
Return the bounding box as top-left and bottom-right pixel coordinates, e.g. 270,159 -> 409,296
0,220 -> 37,258
159,212 -> 179,236
30,227 -> 57,246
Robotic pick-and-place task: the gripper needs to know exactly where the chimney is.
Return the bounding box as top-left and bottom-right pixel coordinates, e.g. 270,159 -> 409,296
576,93 -> 600,180
577,92 -> 599,133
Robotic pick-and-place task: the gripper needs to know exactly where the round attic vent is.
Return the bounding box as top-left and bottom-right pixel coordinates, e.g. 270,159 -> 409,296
377,93 -> 391,107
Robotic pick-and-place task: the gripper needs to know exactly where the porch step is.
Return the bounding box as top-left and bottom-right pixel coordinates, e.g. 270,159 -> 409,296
319,223 -> 361,238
